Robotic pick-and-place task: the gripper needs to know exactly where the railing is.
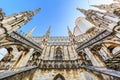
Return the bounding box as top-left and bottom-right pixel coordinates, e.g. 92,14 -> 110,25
0,64 -> 120,79
39,59 -> 82,69
9,31 -> 43,52
76,30 -> 112,52
0,66 -> 37,79
81,66 -> 120,78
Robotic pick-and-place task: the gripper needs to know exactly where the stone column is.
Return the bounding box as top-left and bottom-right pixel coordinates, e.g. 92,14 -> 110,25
84,48 -> 110,80
71,45 -> 78,59
64,46 -> 69,60
101,44 -> 113,59
41,46 -> 47,59
14,48 -> 34,68
11,51 -> 23,68
49,46 -> 54,60
12,51 -> 25,68
10,46 -> 21,61
84,48 -> 105,67
68,46 -> 74,60
44,46 -> 50,60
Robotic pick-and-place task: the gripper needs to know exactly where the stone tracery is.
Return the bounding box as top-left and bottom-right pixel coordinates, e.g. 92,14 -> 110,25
0,1 -> 120,80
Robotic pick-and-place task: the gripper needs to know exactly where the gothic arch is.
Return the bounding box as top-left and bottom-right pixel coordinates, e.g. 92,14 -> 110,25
53,74 -> 65,80
55,47 -> 63,61
48,64 -> 53,68
0,42 -> 29,53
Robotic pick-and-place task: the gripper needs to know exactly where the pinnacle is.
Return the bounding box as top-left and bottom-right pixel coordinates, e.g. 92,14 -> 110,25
91,5 -> 100,8
76,8 -> 87,15
32,8 -> 41,15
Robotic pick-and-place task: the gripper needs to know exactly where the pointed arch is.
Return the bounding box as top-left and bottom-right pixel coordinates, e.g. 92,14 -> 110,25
56,47 -> 62,51
55,47 -> 63,61
53,74 -> 65,80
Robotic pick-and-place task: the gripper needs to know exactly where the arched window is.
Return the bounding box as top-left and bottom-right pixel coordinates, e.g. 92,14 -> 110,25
55,47 -> 63,61
53,74 -> 65,80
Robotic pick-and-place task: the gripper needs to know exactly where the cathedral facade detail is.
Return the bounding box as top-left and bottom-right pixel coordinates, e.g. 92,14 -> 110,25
0,1 -> 120,80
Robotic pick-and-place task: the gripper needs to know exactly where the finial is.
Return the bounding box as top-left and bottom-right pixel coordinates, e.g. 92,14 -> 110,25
67,26 -> 77,44
44,26 -> 51,39
76,8 -> 87,15
67,26 -> 73,36
47,26 -> 51,33
91,4 -> 111,11
0,8 -> 5,21
25,27 -> 35,37
67,26 -> 70,31
32,8 -> 41,15
91,5 -> 100,8
67,26 -> 71,32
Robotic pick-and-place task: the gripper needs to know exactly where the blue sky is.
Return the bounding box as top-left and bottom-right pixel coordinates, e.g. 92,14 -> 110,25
0,0 -> 113,36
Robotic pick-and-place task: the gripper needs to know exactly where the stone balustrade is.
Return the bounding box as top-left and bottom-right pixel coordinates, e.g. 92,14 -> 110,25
39,59 -> 82,69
